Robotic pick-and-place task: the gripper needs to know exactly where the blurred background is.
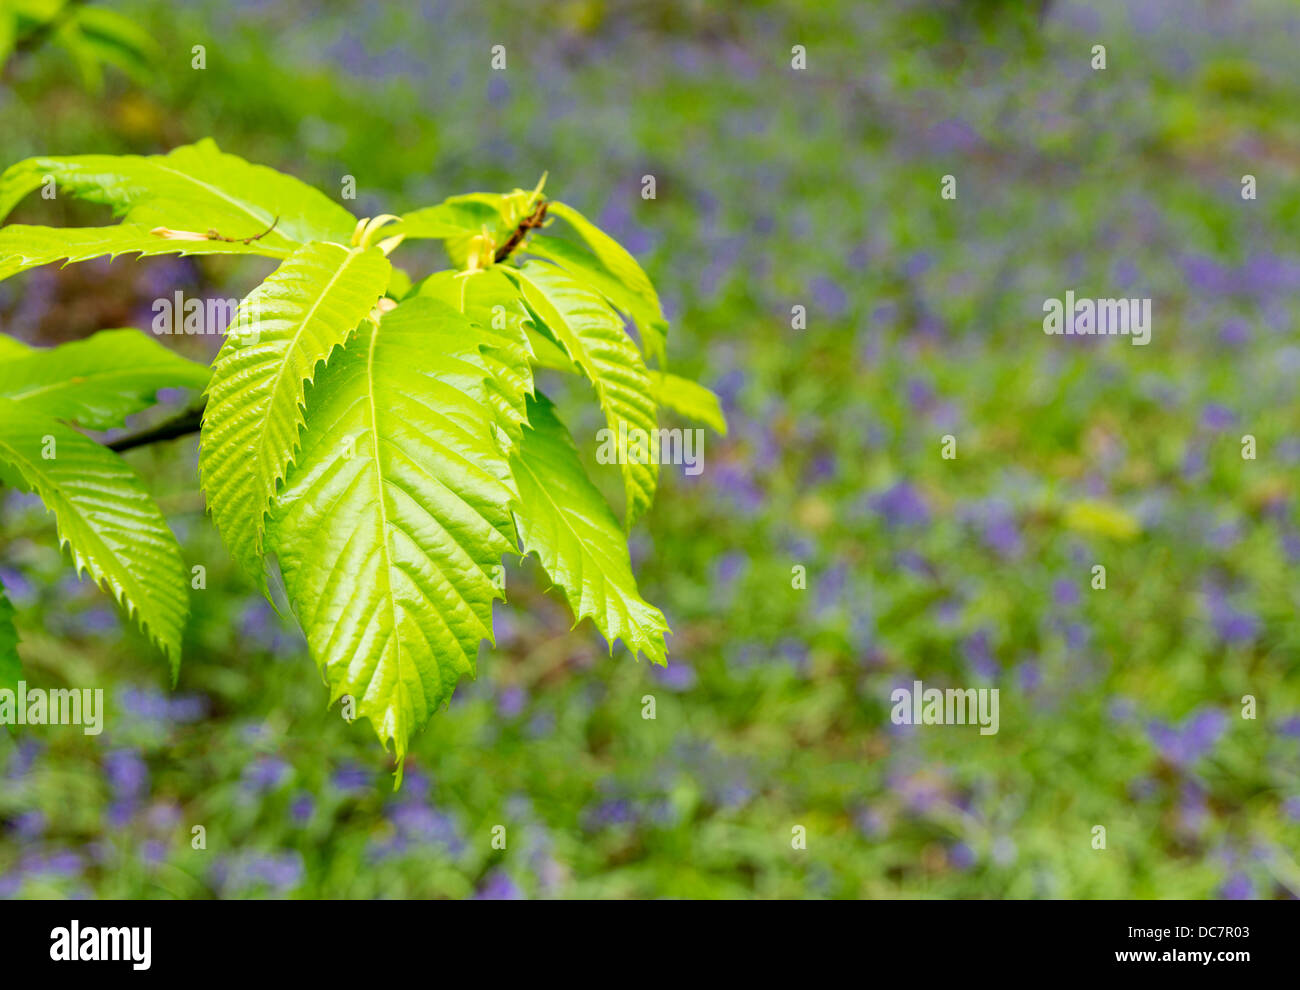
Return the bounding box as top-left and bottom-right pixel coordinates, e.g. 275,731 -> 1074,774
1,0 -> 1299,898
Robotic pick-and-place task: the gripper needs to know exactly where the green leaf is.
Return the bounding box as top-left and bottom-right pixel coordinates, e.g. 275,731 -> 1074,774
415,268 -> 535,445
200,242 -> 391,582
525,232 -> 668,365
0,333 -> 32,360
0,328 -> 209,429
0,138 -> 357,248
505,260 -> 659,525
511,394 -> 667,665
0,222 -> 291,283
650,371 -> 728,436
64,6 -> 158,85
0,574 -> 20,694
389,195 -> 509,240
543,201 -> 668,364
0,399 -> 189,672
268,297 -> 517,767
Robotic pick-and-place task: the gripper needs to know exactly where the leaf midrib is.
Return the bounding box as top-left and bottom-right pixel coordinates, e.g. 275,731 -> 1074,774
362,321 -> 409,744
257,245 -> 365,492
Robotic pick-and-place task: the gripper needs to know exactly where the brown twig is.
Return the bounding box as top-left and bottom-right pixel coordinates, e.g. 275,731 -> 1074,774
493,200 -> 548,263
207,215 -> 280,244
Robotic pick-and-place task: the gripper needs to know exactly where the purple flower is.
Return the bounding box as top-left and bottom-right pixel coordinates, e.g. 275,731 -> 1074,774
870,482 -> 931,529
963,629 -> 997,678
1016,660 -> 1041,693
486,75 -> 510,107
141,840 -> 167,865
809,276 -> 848,317
853,806 -> 884,838
713,551 -> 748,589
242,757 -> 290,794
1200,403 -> 1236,432
1205,585 -> 1260,647
1282,797 -> 1300,823
653,662 -> 696,692
497,685 -> 527,719
474,869 -> 524,900
948,842 -> 976,870
1146,708 -> 1227,767
1052,578 -> 1080,608
10,810 -> 46,840
103,749 -> 148,801
973,501 -> 1022,558
1218,319 -> 1250,348
290,793 -> 315,825
925,117 -> 982,154
39,850 -> 83,878
330,761 -> 371,794
584,799 -> 635,830
1218,872 -> 1254,900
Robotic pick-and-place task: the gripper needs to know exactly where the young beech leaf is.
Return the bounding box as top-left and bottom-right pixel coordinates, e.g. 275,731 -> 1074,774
0,329 -> 209,430
511,393 -> 668,666
199,242 -> 392,583
415,268 -> 535,447
541,201 -> 669,365
0,334 -> 32,359
0,400 -> 189,674
0,223 -> 292,283
650,371 -> 728,436
268,297 -> 518,770
0,138 -> 358,247
525,232 -> 668,366
504,260 -> 659,526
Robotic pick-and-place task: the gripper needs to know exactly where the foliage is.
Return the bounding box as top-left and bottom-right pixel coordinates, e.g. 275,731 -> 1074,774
0,139 -> 723,768
0,0 -> 1297,901
0,0 -> 154,89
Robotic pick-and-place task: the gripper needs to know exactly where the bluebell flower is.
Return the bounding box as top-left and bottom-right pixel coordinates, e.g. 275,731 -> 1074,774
11,810 -> 46,840
1200,403 -> 1236,432
103,749 -> 148,801
1204,585 -> 1260,646
242,756 -> 291,794
497,685 -> 527,718
473,870 -> 524,900
1218,872 -> 1254,900
1281,797 -> 1300,823
653,663 -> 696,692
1052,578 -> 1080,608
290,793 -> 315,825
330,761 -> 371,794
870,482 -> 931,529
1145,708 -> 1227,767
963,629 -> 997,678
948,842 -> 976,870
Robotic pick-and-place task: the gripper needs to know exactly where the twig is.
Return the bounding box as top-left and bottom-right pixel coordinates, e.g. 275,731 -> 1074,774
207,215 -> 280,244
107,405 -> 205,452
493,200 -> 548,263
